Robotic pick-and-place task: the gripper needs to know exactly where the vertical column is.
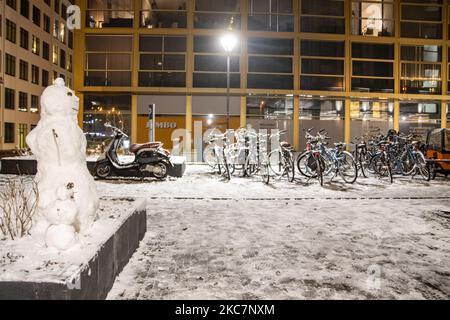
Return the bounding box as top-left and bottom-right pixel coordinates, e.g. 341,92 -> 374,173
186,0 -> 194,89
77,93 -> 84,129
132,33 -> 140,88
186,95 -> 193,159
74,0 -> 86,128
133,0 -> 140,29
344,98 -> 351,145
442,2 -> 448,129
293,96 -> 300,151
240,96 -> 246,128
131,0 -> 140,144
394,100 -> 400,132
442,103 -> 448,129
240,0 -> 248,91
186,0 -> 194,159
131,95 -> 138,143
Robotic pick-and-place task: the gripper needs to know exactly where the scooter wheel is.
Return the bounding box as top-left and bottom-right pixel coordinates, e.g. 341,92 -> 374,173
95,163 -> 111,179
153,161 -> 169,180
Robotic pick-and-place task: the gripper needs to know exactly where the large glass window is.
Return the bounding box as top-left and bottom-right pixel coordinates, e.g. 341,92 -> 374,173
6,19 -> 16,43
86,0 -> 134,28
401,45 -> 441,94
85,35 -> 133,86
194,0 -> 241,30
247,37 -> 293,90
248,0 -> 293,32
400,101 -> 441,140
300,0 -> 345,34
300,40 -> 345,91
19,91 -> 28,112
139,35 -> 186,87
4,123 -> 15,144
247,95 -> 294,144
350,100 -> 394,140
400,1 -> 443,39
351,0 -> 395,37
351,42 -> 394,92
193,36 -> 240,88
140,0 -> 187,28
5,88 -> 15,110
83,95 -> 132,149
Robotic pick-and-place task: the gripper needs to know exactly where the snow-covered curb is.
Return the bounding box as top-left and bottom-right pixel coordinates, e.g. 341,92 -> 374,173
0,197 -> 147,299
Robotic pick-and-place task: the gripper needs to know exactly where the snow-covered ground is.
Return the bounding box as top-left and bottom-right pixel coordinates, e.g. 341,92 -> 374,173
104,165 -> 450,300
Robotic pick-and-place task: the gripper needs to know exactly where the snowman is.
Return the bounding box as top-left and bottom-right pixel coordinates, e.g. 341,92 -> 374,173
26,78 -> 99,251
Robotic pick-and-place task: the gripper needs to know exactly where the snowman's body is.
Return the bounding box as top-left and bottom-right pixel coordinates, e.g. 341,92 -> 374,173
26,78 -> 98,251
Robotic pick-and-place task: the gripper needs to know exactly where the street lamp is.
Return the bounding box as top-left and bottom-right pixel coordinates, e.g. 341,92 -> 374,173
220,33 -> 238,129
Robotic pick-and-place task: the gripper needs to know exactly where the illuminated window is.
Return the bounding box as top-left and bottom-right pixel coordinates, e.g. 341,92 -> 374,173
32,35 -> 40,55
86,0 -> 134,28
401,45 -> 441,94
351,0 -> 395,37
52,44 -> 59,65
140,0 -> 187,28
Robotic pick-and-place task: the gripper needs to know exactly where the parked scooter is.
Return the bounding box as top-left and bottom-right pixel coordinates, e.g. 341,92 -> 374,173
94,123 -> 172,180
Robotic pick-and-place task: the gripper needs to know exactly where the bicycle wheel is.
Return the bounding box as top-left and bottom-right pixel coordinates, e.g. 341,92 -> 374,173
244,154 -> 258,177
315,155 -> 324,186
260,161 -> 270,184
339,151 -> 358,184
375,154 -> 393,183
221,151 -> 231,180
268,150 -> 284,177
203,146 -> 217,169
286,154 -> 295,182
416,152 -> 430,181
296,152 -> 316,178
358,150 -> 369,178
400,151 -> 415,176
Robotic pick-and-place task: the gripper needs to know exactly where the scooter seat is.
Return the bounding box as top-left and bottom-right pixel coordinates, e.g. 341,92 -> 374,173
130,142 -> 163,153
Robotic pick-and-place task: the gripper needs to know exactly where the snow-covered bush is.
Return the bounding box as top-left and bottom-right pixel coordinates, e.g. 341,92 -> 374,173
0,178 -> 38,240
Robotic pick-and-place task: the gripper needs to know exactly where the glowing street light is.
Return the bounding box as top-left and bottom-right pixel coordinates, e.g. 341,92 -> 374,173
220,33 -> 238,129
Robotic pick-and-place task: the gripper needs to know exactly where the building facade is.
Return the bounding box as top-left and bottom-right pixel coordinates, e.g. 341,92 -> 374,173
0,0 -> 74,151
74,0 -> 450,155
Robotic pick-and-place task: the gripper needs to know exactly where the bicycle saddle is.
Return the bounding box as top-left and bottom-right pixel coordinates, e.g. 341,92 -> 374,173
334,142 -> 346,148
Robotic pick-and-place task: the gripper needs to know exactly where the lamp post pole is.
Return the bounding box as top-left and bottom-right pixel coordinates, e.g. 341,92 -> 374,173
226,53 -> 231,129
221,33 -> 237,130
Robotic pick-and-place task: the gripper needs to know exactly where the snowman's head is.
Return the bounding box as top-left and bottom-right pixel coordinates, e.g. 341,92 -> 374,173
40,78 -> 79,118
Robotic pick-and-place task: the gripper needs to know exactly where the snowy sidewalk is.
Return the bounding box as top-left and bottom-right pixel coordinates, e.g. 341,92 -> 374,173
104,166 -> 450,300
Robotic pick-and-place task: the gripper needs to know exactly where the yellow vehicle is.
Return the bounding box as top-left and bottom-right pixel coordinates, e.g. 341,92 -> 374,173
426,128 -> 450,179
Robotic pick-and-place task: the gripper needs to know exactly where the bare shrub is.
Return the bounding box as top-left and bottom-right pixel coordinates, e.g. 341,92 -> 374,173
0,177 -> 39,240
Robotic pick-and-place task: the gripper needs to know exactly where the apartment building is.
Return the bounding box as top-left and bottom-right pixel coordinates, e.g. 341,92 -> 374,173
74,0 -> 450,153
0,0 -> 74,151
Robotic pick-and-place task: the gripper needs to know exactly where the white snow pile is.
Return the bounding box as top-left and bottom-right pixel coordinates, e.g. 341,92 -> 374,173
25,78 -> 99,251
0,198 -> 145,283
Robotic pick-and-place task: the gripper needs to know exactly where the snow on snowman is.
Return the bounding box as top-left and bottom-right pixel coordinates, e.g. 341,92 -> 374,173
26,78 -> 99,251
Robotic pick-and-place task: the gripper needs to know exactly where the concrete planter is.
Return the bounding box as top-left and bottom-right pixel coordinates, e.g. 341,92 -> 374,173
0,201 -> 147,300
